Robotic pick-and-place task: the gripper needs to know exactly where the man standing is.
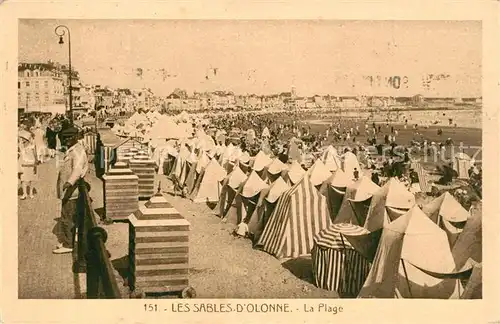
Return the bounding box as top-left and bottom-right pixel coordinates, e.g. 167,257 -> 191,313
53,126 -> 89,254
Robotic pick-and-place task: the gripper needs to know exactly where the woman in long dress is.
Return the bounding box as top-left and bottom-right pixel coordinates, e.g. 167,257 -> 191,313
18,131 -> 38,199
33,125 -> 46,163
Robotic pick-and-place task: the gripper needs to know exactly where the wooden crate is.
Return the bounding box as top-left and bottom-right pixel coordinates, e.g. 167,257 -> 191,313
129,153 -> 156,199
128,193 -> 191,295
103,162 -> 139,221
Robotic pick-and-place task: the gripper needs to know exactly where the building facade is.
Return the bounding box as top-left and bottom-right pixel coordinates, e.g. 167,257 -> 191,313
18,62 -> 66,114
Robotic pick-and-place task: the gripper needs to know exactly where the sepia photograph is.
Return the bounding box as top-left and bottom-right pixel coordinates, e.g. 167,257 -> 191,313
16,18 -> 483,301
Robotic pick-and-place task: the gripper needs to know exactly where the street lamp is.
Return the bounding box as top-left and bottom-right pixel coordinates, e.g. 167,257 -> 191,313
55,25 -> 73,124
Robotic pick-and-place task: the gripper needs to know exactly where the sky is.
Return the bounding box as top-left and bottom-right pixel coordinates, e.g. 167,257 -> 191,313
19,19 -> 482,97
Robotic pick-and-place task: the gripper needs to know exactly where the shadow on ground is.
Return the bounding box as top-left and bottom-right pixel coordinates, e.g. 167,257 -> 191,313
281,257 -> 314,285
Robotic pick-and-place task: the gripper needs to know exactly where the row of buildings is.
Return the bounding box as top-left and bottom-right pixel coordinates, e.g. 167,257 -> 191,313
18,61 -> 481,115
18,61 -> 158,115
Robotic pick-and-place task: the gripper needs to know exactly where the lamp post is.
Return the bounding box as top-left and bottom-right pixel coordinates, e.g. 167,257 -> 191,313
55,25 -> 73,124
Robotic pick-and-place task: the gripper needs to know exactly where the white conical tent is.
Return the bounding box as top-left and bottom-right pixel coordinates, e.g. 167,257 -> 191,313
191,158 -> 227,203
359,206 -> 463,299
240,171 -> 269,199
252,151 -> 273,172
149,116 -> 190,139
285,160 -> 306,185
421,192 -> 470,247
266,176 -> 291,203
308,159 -> 332,187
363,177 -> 416,232
334,177 -> 380,225
267,158 -> 287,175
328,169 -> 353,189
342,151 -> 361,179
262,126 -> 271,138
226,165 -> 248,190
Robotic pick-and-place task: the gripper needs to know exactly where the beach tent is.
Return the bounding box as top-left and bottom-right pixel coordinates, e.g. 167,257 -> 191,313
342,151 -> 361,180
266,158 -> 288,183
283,160 -> 306,186
312,223 -> 372,297
318,169 -> 355,221
421,192 -> 470,247
358,206 -> 464,299
256,174 -> 331,259
184,151 -> 210,196
452,152 -> 473,179
460,263 -> 482,299
247,176 -> 291,244
451,204 -> 482,273
190,158 -> 227,203
307,159 -> 332,188
215,165 -> 248,222
236,171 -> 269,226
321,145 -> 342,172
251,151 -> 273,180
334,177 -> 380,224
262,126 -> 271,138
363,178 -> 416,232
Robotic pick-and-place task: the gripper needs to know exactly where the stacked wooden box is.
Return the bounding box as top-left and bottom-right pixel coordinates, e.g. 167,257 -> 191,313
128,192 -> 191,294
129,151 -> 156,199
102,162 -> 139,221
118,150 -> 136,166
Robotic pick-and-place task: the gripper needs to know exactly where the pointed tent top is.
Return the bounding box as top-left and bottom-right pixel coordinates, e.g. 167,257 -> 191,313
267,158 -> 288,175
287,160 -> 306,185
388,206 -> 457,273
266,176 -> 291,203
205,158 -> 227,182
308,159 -> 332,187
240,171 -> 269,198
252,151 -> 272,172
262,126 -> 271,137
422,191 -> 470,223
227,165 -> 248,189
349,176 -> 380,201
378,177 -> 416,209
329,169 -> 353,188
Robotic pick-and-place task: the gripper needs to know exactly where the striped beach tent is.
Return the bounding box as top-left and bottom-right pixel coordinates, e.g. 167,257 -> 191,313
256,174 -> 331,259
421,192 -> 470,248
83,131 -> 97,155
248,176 -> 290,244
342,151 -> 361,180
312,223 -> 371,297
410,162 -> 431,193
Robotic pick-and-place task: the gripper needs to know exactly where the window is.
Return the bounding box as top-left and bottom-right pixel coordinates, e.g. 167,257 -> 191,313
35,81 -> 39,89
25,81 -> 30,87
44,81 -> 49,88
44,95 -> 49,102
18,82 -> 20,89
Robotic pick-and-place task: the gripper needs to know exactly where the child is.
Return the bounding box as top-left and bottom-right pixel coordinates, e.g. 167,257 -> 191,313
18,131 -> 38,199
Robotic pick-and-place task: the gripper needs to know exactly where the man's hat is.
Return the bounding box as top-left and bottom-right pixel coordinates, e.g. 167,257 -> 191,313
61,126 -> 79,139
